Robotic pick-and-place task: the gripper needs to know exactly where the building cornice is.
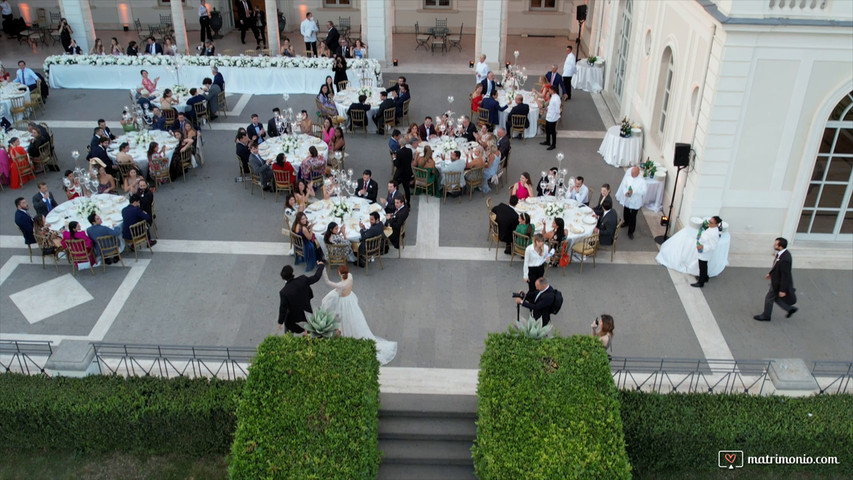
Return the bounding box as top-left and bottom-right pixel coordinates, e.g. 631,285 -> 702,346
696,0 -> 853,28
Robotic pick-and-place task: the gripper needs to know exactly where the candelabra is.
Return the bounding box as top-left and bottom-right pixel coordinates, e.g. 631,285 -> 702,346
503,50 -> 528,90
327,166 -> 357,200
538,152 -> 572,199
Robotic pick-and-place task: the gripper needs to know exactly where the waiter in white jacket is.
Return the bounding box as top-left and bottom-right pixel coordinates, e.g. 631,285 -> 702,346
301,12 -> 319,57
615,166 -> 647,240
562,45 -> 577,101
691,216 -> 723,288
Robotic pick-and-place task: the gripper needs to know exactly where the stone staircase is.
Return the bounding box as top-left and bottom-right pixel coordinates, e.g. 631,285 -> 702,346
377,393 -> 478,480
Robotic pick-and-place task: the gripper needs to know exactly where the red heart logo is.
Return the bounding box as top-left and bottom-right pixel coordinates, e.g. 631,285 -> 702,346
725,454 -> 737,464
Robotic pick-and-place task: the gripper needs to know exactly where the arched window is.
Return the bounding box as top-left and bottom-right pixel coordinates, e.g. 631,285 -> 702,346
797,91 -> 853,240
655,47 -> 674,137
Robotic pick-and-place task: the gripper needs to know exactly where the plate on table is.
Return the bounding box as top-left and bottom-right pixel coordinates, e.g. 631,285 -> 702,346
583,215 -> 597,225
579,205 -> 593,214
570,224 -> 584,234
515,203 -> 530,212
564,199 -> 579,208
307,202 -> 324,212
109,213 -> 123,223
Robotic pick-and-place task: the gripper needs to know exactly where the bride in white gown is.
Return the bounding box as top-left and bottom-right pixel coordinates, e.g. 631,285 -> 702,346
321,265 -> 397,365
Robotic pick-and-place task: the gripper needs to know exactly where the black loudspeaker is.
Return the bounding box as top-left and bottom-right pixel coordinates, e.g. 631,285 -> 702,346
577,5 -> 588,22
674,143 -> 691,167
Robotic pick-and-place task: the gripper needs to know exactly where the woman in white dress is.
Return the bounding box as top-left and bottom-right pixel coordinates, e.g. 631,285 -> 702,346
321,265 -> 397,365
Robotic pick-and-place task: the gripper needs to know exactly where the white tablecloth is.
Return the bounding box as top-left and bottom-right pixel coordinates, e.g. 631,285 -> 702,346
598,125 -> 643,167
514,197 -> 597,247
304,197 -> 384,243
1,82 -> 29,120
643,176 -> 665,213
45,194 -> 129,232
108,130 -> 179,178
572,60 -> 604,93
496,89 -> 539,139
335,87 -> 383,127
1,129 -> 33,150
47,64 -> 374,95
656,217 -> 731,277
258,134 -> 329,172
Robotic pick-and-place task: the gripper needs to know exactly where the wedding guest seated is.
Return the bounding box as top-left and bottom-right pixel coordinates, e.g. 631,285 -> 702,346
249,142 -> 274,191
122,168 -> 140,196
27,127 -> 49,162
62,221 -> 97,266
347,95 -> 371,131
593,183 -> 612,217
280,37 -> 295,57
116,142 -> 143,177
292,212 -> 322,272
299,110 -> 313,134
235,131 -> 250,174
202,77 -> 221,119
169,130 -> 194,180
247,113 -> 266,145
505,93 -> 530,138
317,85 -> 337,117
121,193 -> 155,246
65,38 -> 82,55
481,140 -> 501,193
413,145 -> 438,189
470,84 -> 484,115
492,195 -> 520,254
186,88 -> 206,124
284,195 -> 301,235
294,179 -> 315,208
126,41 -> 139,56
300,146 -> 325,182
170,111 -> 191,134
147,142 -> 169,184
569,176 -> 590,205
511,172 -> 535,201
320,117 -> 334,147
63,170 -> 83,200
324,221 -> 357,263
441,150 -> 467,191
373,91 -> 396,134
330,127 -> 345,154
385,196 -> 409,249
86,213 -> 122,265
543,217 -> 567,244
140,70 -> 159,95
461,115 -> 477,142
109,37 -> 123,55
150,107 -> 166,131
32,181 -> 59,216
137,180 -> 154,218
212,66 -> 225,91
380,180 -> 404,214
474,124 -> 493,149
395,84 -> 410,120
418,116 -> 437,140
402,123 -> 420,147
355,212 -> 387,265
33,214 -> 62,250
481,89 -> 508,129
515,212 -> 533,249
467,143 -> 486,169
272,153 -> 295,189
92,164 -> 117,194
15,61 -> 39,91
356,169 -> 378,203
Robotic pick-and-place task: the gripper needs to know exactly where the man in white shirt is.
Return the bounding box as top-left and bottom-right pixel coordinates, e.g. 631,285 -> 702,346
691,216 -> 722,288
615,166 -> 648,240
301,12 -> 319,57
442,150 -> 467,190
15,61 -> 39,91
569,176 -> 589,205
474,54 -> 489,84
198,0 -> 213,43
540,91 -> 561,150
562,45 -> 577,101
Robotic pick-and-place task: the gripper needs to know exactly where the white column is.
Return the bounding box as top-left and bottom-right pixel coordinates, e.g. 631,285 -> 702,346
474,0 -> 509,69
171,0 -> 190,54
361,0 -> 393,64
58,0 -> 96,54
265,0 -> 279,54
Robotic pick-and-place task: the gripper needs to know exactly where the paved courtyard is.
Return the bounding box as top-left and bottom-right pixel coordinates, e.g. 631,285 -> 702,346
1,44 -> 851,383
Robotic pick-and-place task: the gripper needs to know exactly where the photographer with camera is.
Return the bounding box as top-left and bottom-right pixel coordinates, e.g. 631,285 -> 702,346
591,314 -> 615,354
514,277 -> 559,326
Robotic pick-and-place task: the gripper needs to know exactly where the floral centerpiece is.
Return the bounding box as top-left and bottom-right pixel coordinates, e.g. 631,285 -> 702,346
588,56 -> 598,65
280,136 -> 300,155
331,201 -> 352,220
76,199 -> 99,218
544,203 -> 565,218
436,136 -> 461,156
133,131 -> 153,147
171,84 -> 189,97
641,159 -> 657,178
356,86 -> 372,98
620,116 -> 633,138
504,90 -> 517,105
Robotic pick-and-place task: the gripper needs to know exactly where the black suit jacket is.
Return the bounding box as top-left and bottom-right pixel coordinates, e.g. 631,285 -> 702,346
506,103 -> 530,130
521,286 -> 556,326
376,99 -> 396,126
145,42 -> 163,55
770,250 -> 796,303
386,205 -> 409,248
394,147 -> 414,182
336,45 -> 353,59
383,189 -> 404,214
278,264 -> 325,333
138,189 -> 154,217
597,209 -> 618,246
593,193 -> 612,217
247,122 -> 265,143
497,134 -> 511,160
462,123 -> 477,142
481,96 -> 507,125
236,142 -> 250,172
15,209 -> 36,245
492,203 -> 519,244
325,27 -> 340,53
356,178 -> 378,203
545,72 -> 563,96
32,191 -> 58,217
358,222 -> 386,255
479,78 -> 501,96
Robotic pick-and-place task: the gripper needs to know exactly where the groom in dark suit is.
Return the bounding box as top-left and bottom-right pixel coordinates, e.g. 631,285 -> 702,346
754,237 -> 798,321
278,262 -> 325,334
385,197 -> 409,249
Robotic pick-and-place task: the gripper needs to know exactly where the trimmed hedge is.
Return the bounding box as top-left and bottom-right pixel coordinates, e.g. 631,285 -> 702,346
228,335 -> 380,480
472,333 -> 632,479
0,373 -> 243,455
620,390 -> 853,476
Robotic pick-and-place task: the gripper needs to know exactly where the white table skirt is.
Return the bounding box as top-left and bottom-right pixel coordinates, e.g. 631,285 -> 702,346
514,197 -> 597,248
656,223 -> 731,277
1,83 -> 29,120
45,194 -> 129,232
496,90 -> 539,139
598,125 -> 643,167
48,64 -> 374,95
643,176 -> 665,213
572,61 -> 604,93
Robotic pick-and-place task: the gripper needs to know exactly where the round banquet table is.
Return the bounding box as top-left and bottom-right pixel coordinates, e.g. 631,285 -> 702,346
303,197 -> 385,254
655,216 -> 731,277
108,130 -> 179,178
1,82 -> 29,120
496,89 -> 539,139
258,134 -> 329,173
418,136 -> 483,188
335,87 -> 383,128
598,125 -> 643,167
572,59 -> 605,93
45,194 -> 130,232
513,197 -> 598,248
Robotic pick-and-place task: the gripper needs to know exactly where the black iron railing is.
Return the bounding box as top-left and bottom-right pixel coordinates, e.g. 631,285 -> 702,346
609,357 -> 774,394
91,342 -> 255,380
811,361 -> 853,394
0,340 -> 53,375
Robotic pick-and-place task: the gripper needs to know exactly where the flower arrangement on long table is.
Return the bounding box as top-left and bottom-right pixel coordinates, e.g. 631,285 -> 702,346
43,55 -> 383,81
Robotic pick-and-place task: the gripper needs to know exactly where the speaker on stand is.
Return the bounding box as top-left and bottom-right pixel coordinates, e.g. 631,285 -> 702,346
655,143 -> 692,245
575,5 -> 587,57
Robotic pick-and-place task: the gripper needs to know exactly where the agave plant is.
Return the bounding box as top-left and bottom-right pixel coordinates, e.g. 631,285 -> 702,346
510,315 -> 554,340
298,309 -> 341,338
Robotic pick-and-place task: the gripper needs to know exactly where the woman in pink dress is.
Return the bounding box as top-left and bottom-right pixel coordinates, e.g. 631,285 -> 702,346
321,117 -> 335,148
511,172 -> 535,200
61,221 -> 96,266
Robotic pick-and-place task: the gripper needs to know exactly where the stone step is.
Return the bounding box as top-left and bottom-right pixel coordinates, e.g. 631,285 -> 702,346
377,463 -> 477,480
379,415 -> 476,441
379,392 -> 478,417
379,438 -> 473,465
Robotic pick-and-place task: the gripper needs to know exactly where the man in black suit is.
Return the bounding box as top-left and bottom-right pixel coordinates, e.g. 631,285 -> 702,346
355,212 -> 386,260
373,91 -> 396,134
347,94 -> 371,131
144,36 -> 163,55
14,197 -> 36,247
515,277 -> 557,326
595,198 -> 618,246
277,262 -> 325,334
593,183 -> 612,217
87,136 -> 117,175
384,76 -> 408,96
246,114 -> 266,144
479,71 -> 501,97
545,64 -> 564,97
395,84 -> 410,121
355,169 -> 378,203
235,0 -> 255,45
253,7 -> 266,49
393,144 -> 413,205
493,195 -> 520,254
380,180 -> 404,214
325,21 -> 340,54
267,108 -> 288,137
235,131 -> 250,175
336,38 -> 353,58
97,119 -> 117,142
461,116 -> 477,142
121,194 -> 156,245
505,93 -> 530,137
754,237 -> 798,321
385,196 -> 409,250
137,180 -> 155,218
418,116 -> 436,140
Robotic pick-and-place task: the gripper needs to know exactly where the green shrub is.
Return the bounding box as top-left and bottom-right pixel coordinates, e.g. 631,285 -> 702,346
0,373 -> 243,455
228,335 -> 380,480
620,391 -> 853,476
472,333 -> 631,480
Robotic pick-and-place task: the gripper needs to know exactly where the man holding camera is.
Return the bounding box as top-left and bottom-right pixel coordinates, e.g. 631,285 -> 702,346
514,277 -> 557,326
